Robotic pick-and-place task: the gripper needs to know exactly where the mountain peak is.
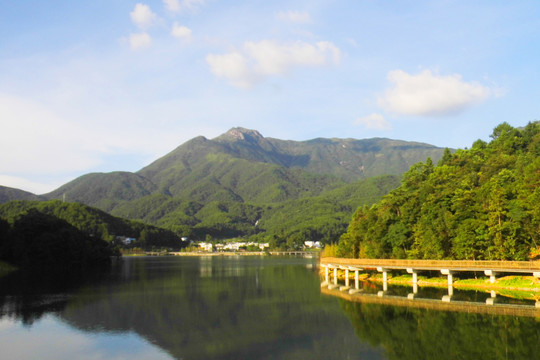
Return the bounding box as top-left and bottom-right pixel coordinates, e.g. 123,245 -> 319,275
222,127 -> 264,142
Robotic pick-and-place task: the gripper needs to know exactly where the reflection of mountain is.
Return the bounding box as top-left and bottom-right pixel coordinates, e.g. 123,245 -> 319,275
57,257 -> 384,360
338,296 -> 540,360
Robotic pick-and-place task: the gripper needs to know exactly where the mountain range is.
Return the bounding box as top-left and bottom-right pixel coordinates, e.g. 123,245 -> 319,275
0,127 -> 446,245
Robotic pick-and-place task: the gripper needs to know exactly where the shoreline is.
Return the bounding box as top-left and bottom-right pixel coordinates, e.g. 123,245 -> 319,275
122,251 -> 270,257
122,251 -> 320,257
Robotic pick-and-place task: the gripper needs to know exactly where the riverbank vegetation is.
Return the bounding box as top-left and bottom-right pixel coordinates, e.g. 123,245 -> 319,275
338,122 -> 540,261
0,210 -> 114,270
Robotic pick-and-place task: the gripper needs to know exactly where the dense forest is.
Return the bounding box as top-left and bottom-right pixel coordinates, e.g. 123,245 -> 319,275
338,122 -> 540,260
0,200 -> 184,251
0,210 -> 114,270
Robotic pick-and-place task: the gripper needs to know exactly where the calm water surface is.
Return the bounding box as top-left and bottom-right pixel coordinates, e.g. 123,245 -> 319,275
0,256 -> 539,359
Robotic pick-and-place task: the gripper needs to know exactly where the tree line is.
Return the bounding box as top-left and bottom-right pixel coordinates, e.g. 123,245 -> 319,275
0,210 -> 114,270
337,122 -> 540,260
0,200 -> 187,260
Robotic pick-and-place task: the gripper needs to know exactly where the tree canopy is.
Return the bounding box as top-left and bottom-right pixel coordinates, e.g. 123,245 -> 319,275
337,122 -> 540,260
0,210 -> 114,270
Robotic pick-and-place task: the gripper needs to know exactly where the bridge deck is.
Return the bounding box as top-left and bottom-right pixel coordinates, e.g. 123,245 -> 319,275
321,257 -> 540,273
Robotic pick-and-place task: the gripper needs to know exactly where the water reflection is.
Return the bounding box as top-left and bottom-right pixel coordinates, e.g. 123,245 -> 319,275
322,280 -> 540,360
2,256 -> 539,360
0,256 -> 383,360
339,298 -> 540,360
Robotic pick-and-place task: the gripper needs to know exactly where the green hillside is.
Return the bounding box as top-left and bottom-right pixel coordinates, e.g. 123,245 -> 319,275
0,200 -> 182,249
338,122 -> 540,261
45,172 -> 158,212
255,175 -> 401,248
139,127 -> 444,186
0,186 -> 42,203
105,175 -> 400,244
3,128 -> 445,244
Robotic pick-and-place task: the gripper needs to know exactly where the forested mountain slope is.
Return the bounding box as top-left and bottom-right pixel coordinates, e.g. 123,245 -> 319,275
2,128 -> 444,244
138,127 -> 444,186
43,127 -> 443,210
338,122 -> 540,260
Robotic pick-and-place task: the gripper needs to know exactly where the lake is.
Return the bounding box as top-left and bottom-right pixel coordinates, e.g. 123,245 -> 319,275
0,256 -> 539,360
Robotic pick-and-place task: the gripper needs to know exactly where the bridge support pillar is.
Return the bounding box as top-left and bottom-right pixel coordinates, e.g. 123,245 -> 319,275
340,268 -> 350,291
536,301 -> 540,309
533,272 -> 540,279
333,267 -> 338,285
325,266 -> 329,283
486,291 -> 498,305
355,270 -> 359,289
377,267 -> 388,291
321,265 -> 329,287
484,270 -> 498,284
407,268 -> 419,285
441,269 -> 455,287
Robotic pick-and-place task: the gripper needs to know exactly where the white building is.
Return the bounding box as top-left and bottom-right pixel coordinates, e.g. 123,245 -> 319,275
304,241 -> 321,249
198,242 -> 213,252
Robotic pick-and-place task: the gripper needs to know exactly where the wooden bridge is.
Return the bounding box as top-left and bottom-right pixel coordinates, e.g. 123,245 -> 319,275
320,257 -> 540,306
321,257 -> 540,285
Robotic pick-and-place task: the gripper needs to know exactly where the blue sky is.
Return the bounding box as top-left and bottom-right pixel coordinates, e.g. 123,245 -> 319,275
1,0 -> 539,194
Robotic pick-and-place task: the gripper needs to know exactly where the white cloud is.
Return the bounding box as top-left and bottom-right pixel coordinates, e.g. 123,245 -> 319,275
206,52 -> 258,89
130,3 -> 158,29
354,113 -> 392,130
0,91 -> 192,193
163,0 -> 181,12
206,40 -> 341,88
164,0 -> 204,12
277,11 -> 312,24
129,32 -> 152,50
378,69 -> 492,116
246,40 -> 340,74
171,23 -> 192,40
0,94 -> 101,175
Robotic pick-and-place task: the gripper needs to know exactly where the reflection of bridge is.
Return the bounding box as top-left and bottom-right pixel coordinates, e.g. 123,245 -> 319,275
321,287 -> 540,318
320,257 -> 540,306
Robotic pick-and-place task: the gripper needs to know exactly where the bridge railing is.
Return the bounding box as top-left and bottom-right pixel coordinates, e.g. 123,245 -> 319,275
321,257 -> 540,270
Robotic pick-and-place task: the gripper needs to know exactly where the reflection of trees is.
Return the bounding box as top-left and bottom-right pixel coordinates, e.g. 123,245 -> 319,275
0,267 -> 109,325
58,257 -> 382,360
341,300 -> 540,360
